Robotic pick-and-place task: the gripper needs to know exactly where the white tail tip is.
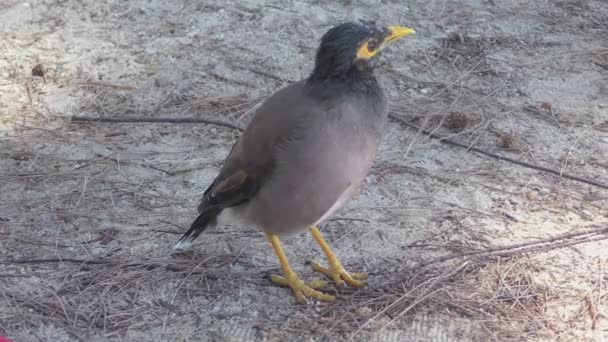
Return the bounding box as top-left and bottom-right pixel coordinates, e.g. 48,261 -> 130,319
173,239 -> 193,251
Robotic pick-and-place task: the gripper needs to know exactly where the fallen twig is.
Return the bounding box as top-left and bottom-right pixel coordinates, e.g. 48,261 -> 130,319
585,295 -> 600,330
70,112 -> 608,190
413,226 -> 608,270
0,258 -> 113,265
388,113 -> 608,190
70,115 -> 243,131
77,81 -> 137,91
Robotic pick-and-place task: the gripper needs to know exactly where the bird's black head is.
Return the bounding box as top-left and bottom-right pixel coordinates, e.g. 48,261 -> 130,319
309,21 -> 415,82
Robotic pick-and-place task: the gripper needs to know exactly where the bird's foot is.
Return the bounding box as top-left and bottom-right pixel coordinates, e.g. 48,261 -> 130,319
270,272 -> 335,303
310,260 -> 368,288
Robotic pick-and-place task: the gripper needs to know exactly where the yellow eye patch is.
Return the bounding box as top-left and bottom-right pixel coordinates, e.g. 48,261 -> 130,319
355,25 -> 416,61
356,40 -> 379,60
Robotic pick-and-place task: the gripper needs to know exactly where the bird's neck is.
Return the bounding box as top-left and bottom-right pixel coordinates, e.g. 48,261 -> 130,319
307,64 -> 380,95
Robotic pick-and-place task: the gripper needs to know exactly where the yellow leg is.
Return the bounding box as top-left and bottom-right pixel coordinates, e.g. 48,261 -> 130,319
309,226 -> 368,287
267,234 -> 335,303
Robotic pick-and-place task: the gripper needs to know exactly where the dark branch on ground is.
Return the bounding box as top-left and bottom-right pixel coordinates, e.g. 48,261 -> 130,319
71,115 -> 244,131
5,226 -> 606,269
388,113 -> 608,191
70,113 -> 608,191
412,225 -> 608,270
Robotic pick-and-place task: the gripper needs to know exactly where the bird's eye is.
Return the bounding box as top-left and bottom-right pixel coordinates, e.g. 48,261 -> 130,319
367,39 -> 379,52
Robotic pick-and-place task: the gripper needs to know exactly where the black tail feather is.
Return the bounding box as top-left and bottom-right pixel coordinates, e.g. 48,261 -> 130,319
174,208 -> 222,249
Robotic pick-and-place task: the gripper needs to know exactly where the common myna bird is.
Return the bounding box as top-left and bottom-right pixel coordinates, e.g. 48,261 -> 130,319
175,21 -> 415,303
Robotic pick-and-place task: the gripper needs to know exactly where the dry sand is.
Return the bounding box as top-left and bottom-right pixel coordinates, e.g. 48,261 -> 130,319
1,0 -> 607,341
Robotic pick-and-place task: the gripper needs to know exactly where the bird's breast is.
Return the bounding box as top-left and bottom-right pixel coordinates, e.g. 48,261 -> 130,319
244,111 -> 383,235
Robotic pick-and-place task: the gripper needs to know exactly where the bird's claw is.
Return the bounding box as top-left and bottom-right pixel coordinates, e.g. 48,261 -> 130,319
270,273 -> 335,303
310,260 -> 368,288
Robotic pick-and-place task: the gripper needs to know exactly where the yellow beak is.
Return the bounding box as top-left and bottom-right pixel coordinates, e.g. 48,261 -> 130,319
386,26 -> 416,43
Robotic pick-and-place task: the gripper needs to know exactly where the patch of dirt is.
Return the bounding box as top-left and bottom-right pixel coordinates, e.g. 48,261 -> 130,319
1,0 -> 607,341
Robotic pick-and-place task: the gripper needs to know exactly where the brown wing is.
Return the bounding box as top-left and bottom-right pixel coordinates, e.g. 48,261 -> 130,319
176,80 -> 318,247
197,80 -> 314,213
197,164 -> 261,212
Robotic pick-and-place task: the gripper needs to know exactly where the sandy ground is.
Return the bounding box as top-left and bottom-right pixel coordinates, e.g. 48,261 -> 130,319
1,0 -> 607,341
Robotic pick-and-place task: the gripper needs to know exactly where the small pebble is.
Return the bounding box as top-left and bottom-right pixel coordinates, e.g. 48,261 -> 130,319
525,191 -> 538,201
